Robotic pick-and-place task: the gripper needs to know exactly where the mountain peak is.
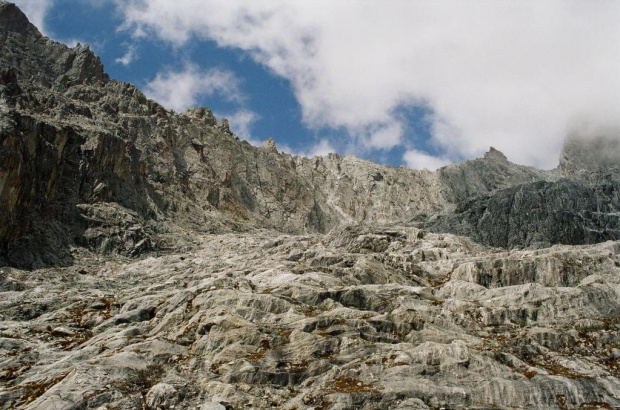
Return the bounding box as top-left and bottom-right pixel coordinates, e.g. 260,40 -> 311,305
261,137 -> 278,154
0,1 -> 35,36
483,146 -> 508,162
0,1 -> 108,86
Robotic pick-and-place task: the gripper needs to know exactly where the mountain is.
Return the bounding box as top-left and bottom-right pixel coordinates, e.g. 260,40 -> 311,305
1,2 -> 620,409
0,0 -> 560,269
424,135 -> 620,249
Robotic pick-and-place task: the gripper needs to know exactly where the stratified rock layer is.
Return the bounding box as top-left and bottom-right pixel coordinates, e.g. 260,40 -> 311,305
1,228 -> 619,409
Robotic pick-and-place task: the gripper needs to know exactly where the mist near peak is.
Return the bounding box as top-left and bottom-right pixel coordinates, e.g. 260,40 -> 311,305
560,120 -> 620,175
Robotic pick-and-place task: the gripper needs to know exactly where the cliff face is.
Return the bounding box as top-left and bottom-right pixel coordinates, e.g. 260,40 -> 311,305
424,178 -> 620,248
424,135 -> 620,249
2,3 -> 620,410
0,0 -> 556,268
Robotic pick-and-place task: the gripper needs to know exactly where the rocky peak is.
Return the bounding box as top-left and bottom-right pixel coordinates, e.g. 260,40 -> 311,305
261,137 -> 278,154
57,43 -> 108,86
0,0 -> 33,35
184,107 -> 217,126
483,146 -> 508,162
216,118 -> 232,134
0,1 -> 108,87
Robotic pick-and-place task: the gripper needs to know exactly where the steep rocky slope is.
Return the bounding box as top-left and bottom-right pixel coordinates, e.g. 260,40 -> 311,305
424,136 -> 620,249
1,1 -> 620,409
0,0 -> 556,269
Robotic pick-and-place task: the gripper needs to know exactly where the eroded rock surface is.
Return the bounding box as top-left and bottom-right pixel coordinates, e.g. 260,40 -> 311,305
1,227 -> 619,409
2,1 -> 620,409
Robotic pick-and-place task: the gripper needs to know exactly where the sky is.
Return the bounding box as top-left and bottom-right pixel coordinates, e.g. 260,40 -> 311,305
12,0 -> 620,170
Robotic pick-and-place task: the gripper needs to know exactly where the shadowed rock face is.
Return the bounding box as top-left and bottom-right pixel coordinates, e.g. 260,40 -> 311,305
424,178 -> 620,249
1,2 -> 620,409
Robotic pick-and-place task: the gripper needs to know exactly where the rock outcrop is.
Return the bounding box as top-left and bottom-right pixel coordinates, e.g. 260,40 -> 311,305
560,133 -> 620,177
1,1 -> 620,409
424,177 -> 620,249
0,0 -> 559,268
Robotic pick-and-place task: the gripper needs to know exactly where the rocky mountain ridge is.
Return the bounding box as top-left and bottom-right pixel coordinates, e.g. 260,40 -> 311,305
1,2 -> 620,409
2,0 -> 612,269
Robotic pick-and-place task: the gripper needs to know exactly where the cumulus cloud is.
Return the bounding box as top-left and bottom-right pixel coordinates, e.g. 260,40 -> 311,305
360,122 -> 404,150
307,139 -> 335,157
13,0 -> 54,34
115,44 -> 138,66
144,64 -> 243,112
276,139 -> 335,158
403,149 -> 452,171
118,1 -> 620,168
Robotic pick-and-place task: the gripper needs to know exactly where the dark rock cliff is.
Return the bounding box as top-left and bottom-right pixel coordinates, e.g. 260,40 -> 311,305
424,135 -> 620,248
424,177 -> 620,248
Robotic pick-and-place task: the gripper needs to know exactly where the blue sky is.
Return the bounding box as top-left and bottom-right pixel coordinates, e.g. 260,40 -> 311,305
12,0 -> 620,170
37,1 -> 366,160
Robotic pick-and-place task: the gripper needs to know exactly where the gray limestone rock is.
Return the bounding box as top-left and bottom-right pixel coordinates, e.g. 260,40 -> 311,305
0,0 -> 562,267
1,2 -> 620,409
145,383 -> 178,409
0,229 -> 619,409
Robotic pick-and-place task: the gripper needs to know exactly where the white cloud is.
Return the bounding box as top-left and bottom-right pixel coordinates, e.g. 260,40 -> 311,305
62,38 -> 81,48
307,139 -> 334,157
403,149 -> 452,171
115,44 -> 138,66
12,0 -> 54,34
143,64 -> 242,112
115,1 -> 620,168
366,122 -> 403,150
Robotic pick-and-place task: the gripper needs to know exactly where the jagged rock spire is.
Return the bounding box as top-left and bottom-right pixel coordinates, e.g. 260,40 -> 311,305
0,0 -> 108,86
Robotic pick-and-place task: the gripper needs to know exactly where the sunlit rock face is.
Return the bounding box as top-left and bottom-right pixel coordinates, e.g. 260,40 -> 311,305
1,1 -> 620,409
2,228 -> 620,409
